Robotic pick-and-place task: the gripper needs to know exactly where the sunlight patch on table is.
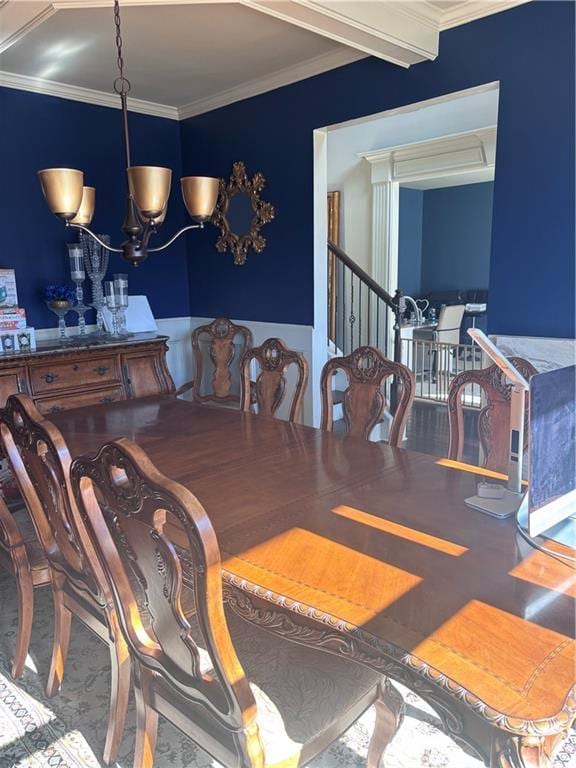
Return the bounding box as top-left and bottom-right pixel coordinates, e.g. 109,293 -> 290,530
510,550 -> 576,598
332,505 -> 468,556
224,527 -> 422,623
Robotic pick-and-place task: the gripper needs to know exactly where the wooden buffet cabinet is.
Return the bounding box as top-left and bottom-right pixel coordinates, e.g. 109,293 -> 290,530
0,333 -> 175,414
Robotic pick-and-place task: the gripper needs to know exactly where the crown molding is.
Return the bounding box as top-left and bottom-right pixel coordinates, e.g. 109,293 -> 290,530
436,0 -> 531,30
0,2 -> 56,55
177,47 -> 365,120
0,70 -> 180,119
0,47 -> 365,121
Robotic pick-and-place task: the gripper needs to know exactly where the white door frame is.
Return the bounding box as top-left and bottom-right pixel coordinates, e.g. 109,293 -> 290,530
313,85 -> 498,400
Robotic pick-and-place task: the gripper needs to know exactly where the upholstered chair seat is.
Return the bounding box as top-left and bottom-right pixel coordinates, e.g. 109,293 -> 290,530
171,592 -> 380,766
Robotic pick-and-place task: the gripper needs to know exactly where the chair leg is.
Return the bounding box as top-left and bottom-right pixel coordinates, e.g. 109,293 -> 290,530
367,679 -> 405,768
102,635 -> 131,765
12,567 -> 34,679
133,662 -> 158,768
46,587 -> 72,698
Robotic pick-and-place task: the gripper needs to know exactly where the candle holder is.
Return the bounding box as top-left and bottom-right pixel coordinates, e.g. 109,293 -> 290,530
113,273 -> 130,336
104,281 -> 122,337
80,231 -> 109,335
67,243 -> 89,335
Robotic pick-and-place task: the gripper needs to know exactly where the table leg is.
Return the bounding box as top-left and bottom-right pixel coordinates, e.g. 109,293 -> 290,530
367,679 -> 405,767
494,733 -> 561,768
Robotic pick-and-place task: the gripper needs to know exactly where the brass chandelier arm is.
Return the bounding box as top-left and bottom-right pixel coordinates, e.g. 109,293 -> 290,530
67,223 -> 124,253
147,223 -> 204,253
68,221 -> 205,257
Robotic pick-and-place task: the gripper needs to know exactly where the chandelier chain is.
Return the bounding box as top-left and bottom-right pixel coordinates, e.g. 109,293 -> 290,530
113,0 -> 131,96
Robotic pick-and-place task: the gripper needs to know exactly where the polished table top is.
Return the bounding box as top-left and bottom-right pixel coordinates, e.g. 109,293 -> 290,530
51,396 -> 576,732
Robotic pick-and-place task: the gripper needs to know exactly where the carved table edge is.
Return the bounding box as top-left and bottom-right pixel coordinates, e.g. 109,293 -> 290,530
220,572 -> 576,740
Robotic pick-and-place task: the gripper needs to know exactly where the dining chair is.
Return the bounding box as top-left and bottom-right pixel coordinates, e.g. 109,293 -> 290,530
447,357 -> 537,473
432,304 -> 466,384
0,491 -> 51,679
71,437 -> 404,768
0,394 -> 130,766
177,317 -> 253,406
240,337 -> 309,423
321,346 -> 415,446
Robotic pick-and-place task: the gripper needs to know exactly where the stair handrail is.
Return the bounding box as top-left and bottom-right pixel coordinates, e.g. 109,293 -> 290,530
327,239 -> 404,412
328,240 -> 400,313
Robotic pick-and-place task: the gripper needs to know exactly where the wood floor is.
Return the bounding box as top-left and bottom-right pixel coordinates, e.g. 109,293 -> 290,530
403,400 -> 480,464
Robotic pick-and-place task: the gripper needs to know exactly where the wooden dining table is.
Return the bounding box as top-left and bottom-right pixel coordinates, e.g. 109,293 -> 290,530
50,395 -> 576,768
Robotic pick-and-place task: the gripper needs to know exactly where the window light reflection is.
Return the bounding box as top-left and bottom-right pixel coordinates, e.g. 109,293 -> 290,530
332,505 -> 468,557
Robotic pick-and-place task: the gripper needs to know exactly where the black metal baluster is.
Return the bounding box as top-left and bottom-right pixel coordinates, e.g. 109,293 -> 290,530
358,279 -> 363,348
342,267 -> 347,354
350,273 -> 355,352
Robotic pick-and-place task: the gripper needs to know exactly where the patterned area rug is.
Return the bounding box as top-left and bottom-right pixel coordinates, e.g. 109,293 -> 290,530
0,571 -> 574,768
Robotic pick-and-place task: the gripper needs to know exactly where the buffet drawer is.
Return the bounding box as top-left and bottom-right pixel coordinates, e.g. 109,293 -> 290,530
30,356 -> 121,394
36,385 -> 126,415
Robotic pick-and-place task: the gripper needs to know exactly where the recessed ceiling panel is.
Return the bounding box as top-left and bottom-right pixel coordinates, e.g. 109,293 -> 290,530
0,3 -> 343,106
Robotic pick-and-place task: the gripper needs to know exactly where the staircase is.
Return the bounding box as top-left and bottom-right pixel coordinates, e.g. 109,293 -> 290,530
327,241 -> 404,439
327,241 -> 484,414
327,240 -> 402,362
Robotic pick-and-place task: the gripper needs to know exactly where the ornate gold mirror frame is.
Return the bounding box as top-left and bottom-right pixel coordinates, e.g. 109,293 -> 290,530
211,161 -> 275,265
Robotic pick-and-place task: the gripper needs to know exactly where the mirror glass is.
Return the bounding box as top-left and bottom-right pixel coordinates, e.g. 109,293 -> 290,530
227,192 -> 254,234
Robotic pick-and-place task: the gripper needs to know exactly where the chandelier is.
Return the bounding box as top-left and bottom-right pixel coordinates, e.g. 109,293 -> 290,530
37,0 -> 219,267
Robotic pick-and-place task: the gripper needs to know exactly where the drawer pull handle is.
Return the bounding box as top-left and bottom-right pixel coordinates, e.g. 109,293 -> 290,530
94,366 -> 110,376
73,364 -> 79,372
48,405 -> 64,414
99,396 -> 115,404
41,372 -> 58,384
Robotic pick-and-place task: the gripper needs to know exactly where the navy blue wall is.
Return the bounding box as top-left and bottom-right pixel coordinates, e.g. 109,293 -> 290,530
180,0 -> 575,338
398,188 -> 423,297
0,87 -> 189,328
420,182 -> 493,294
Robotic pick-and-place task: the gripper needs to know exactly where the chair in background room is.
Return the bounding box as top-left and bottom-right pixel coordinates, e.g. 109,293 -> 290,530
447,357 -> 537,473
0,492 -> 51,679
177,317 -> 253,407
71,437 -> 404,768
0,394 -> 130,766
432,304 -> 466,386
320,346 -> 415,446
240,337 -> 308,423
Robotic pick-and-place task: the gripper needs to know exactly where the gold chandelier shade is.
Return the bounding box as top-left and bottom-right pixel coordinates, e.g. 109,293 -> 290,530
70,186 -> 96,226
38,168 -> 84,220
181,176 -> 219,222
127,166 -> 172,218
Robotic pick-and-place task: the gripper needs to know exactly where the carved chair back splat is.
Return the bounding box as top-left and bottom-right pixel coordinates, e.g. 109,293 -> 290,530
240,338 -> 308,423
320,347 -> 415,446
178,318 -> 253,406
0,394 -> 130,765
447,357 -> 537,473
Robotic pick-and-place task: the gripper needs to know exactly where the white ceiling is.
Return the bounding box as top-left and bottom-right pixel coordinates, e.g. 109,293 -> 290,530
0,3 -> 347,106
0,0 -> 528,119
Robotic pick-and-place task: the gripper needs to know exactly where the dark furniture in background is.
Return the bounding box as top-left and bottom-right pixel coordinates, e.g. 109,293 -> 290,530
0,333 -> 174,412
421,289 -> 488,342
